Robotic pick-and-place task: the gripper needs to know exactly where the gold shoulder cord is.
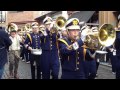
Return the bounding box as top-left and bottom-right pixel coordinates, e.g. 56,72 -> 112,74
58,38 -> 71,61
58,39 -> 69,47
26,33 -> 32,43
81,44 -> 87,61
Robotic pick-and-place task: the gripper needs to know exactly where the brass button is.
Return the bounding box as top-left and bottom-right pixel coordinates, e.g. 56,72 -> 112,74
78,52 -> 79,54
51,44 -> 52,47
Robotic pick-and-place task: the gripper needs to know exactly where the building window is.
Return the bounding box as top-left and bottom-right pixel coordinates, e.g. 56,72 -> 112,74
0,11 -> 6,23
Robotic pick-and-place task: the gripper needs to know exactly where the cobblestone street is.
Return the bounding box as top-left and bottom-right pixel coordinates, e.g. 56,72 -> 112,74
2,60 -> 31,79
2,60 -> 115,79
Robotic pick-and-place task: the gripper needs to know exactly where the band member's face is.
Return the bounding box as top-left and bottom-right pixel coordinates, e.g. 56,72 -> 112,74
45,24 -> 51,30
68,29 -> 80,40
62,31 -> 68,37
32,27 -> 39,33
17,31 -> 22,36
10,32 -> 16,38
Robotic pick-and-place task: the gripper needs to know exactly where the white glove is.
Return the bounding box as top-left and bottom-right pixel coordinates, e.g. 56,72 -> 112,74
43,31 -> 48,36
109,48 -> 114,52
28,47 -> 32,51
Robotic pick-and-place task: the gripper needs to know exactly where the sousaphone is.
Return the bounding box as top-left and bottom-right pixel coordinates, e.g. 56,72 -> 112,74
83,24 -> 116,54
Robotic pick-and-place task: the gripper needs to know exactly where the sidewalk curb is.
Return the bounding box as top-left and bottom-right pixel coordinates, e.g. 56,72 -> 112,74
100,62 -> 112,67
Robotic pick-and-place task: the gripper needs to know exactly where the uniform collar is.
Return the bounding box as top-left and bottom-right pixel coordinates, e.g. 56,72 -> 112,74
32,32 -> 39,35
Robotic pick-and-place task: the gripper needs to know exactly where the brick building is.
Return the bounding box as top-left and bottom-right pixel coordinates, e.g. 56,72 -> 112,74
7,11 -> 41,29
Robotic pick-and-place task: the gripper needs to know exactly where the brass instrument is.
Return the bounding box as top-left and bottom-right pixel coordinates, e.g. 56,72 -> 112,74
55,16 -> 67,30
39,25 -> 47,36
24,23 -> 32,32
83,24 -> 116,51
50,16 -> 67,33
7,23 -> 18,32
98,24 -> 116,47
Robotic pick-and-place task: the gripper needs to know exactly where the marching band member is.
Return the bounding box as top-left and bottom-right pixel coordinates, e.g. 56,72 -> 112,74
9,27 -> 22,79
81,26 -> 97,79
40,16 -> 60,79
106,45 -> 117,74
23,31 -> 30,63
83,47 -> 97,79
0,27 -> 12,79
58,18 -> 85,79
114,25 -> 120,79
24,22 -> 42,79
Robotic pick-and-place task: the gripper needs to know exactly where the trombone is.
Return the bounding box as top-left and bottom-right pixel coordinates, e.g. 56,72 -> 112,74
50,16 -> 67,33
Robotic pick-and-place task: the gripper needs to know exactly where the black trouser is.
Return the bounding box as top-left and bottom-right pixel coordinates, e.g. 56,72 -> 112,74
30,54 -> 41,79
96,61 -> 99,74
116,56 -> 120,79
20,46 -> 25,60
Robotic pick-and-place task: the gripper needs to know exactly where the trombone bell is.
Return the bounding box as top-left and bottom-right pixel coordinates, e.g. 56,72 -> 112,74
56,16 -> 66,30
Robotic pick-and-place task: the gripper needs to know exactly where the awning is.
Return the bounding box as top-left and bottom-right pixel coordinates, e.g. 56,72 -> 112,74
68,11 -> 95,23
35,11 -> 58,23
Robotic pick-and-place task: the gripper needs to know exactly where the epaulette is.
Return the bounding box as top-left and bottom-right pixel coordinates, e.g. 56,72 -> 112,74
58,38 -> 69,47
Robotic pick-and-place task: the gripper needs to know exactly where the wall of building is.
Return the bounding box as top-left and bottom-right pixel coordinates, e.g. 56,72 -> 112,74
7,11 -> 35,24
99,11 -> 118,27
6,11 -> 43,29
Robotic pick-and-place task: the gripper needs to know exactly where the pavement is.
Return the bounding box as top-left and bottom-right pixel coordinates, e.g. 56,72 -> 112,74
2,60 -> 31,79
2,60 -> 115,79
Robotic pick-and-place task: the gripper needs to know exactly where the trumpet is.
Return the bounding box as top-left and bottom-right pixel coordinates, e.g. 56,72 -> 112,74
55,16 -> 67,30
50,16 -> 67,33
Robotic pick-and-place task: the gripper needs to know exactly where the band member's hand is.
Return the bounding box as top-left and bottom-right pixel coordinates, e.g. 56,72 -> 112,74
28,47 -> 32,51
109,48 -> 114,52
43,31 -> 48,36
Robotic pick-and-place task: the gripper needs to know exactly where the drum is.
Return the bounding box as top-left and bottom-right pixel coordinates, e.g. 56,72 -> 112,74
96,50 -> 108,54
31,49 -> 42,55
